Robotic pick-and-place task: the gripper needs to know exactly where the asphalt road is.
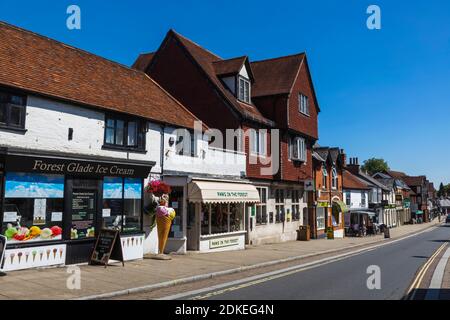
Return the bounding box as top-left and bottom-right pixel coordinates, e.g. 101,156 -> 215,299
183,224 -> 450,300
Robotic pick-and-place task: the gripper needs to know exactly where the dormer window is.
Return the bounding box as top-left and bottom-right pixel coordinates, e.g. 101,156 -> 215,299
238,77 -> 251,103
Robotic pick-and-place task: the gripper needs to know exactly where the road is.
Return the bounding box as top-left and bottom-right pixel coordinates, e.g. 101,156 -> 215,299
172,224 -> 450,300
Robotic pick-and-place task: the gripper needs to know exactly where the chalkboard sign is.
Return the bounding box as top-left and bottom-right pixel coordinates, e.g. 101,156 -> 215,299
90,229 -> 124,268
0,235 -> 6,276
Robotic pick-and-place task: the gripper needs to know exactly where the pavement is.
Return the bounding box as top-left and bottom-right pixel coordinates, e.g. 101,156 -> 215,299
0,220 -> 441,300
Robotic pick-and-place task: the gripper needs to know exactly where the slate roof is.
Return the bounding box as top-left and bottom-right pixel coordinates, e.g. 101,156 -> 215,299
0,22 -> 203,130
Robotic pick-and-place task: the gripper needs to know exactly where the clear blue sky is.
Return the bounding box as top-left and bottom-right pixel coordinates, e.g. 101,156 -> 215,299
1,1 -> 449,186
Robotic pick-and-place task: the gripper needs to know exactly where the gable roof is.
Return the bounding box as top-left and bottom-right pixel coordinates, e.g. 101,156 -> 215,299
131,52 -> 155,72
251,54 -> 321,112
251,54 -> 304,97
146,30 -> 274,127
343,170 -> 371,190
358,171 -> 390,191
402,176 -> 426,187
213,56 -> 254,81
0,22 -> 203,130
386,170 -> 407,179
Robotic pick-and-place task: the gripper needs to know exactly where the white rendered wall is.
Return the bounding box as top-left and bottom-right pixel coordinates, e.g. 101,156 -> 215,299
0,95 -> 162,173
344,189 -> 369,210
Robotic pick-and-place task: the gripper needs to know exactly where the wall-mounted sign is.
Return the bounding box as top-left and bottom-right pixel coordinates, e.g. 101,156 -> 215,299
5,154 -> 152,178
210,237 -> 240,249
304,179 -> 314,191
318,202 -> 329,208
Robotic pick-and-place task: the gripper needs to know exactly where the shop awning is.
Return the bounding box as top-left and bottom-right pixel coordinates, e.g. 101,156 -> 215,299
188,180 -> 260,204
332,200 -> 349,213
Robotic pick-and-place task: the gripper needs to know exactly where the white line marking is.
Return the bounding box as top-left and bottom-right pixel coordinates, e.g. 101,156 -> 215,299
159,224 -> 442,300
425,246 -> 450,300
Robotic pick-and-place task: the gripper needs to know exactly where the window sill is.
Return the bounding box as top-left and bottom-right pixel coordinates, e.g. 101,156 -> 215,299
299,111 -> 310,117
0,125 -> 27,134
102,145 -> 147,154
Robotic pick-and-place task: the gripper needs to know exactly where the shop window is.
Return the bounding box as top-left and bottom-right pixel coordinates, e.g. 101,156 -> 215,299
316,207 -> 326,230
332,203 -> 340,227
256,187 -> 268,225
200,203 -> 244,235
0,90 -> 27,130
104,115 -> 146,151
2,173 -> 64,243
275,189 -> 285,223
292,190 -> 301,221
102,177 -> 142,234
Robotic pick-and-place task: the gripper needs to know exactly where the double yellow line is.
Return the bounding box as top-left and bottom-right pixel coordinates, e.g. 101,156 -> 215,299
405,242 -> 448,300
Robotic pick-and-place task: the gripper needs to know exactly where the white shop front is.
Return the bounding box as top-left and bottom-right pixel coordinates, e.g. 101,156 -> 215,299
186,179 -> 259,253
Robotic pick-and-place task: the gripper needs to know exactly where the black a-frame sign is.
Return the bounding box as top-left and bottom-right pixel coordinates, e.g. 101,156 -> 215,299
89,229 -> 124,268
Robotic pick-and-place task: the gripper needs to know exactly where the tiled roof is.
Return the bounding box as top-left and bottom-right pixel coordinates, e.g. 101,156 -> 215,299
387,170 -> 407,179
213,56 -> 247,77
131,52 -> 155,72
0,22 -> 203,130
343,170 -> 371,190
402,176 -> 426,187
251,53 -> 306,98
170,31 -> 274,126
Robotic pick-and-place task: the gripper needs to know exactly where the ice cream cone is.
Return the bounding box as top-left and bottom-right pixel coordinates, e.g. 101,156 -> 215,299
18,252 -> 23,264
131,237 -> 135,246
59,248 -> 63,259
25,253 -> 30,263
53,249 -> 57,259
32,251 -> 37,262
40,252 -> 43,261
10,253 -> 15,264
156,215 -> 172,254
46,249 -> 51,260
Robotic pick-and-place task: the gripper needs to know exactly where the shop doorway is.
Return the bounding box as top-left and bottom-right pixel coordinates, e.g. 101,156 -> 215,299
65,178 -> 101,264
186,202 -> 199,251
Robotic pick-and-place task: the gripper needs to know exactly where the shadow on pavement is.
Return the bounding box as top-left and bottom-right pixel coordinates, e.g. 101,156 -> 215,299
429,239 -> 450,243
404,289 -> 450,300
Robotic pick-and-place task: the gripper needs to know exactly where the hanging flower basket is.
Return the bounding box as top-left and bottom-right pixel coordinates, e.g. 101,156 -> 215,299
145,179 -> 171,198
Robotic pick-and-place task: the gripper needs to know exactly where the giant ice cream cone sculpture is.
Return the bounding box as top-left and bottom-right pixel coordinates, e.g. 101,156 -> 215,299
156,195 -> 176,255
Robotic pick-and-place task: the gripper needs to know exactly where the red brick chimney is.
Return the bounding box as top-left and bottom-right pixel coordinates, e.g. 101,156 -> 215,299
347,157 -> 360,175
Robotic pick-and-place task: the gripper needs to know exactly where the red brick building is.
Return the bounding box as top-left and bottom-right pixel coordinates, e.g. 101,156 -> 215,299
311,147 -> 346,238
133,30 -> 320,244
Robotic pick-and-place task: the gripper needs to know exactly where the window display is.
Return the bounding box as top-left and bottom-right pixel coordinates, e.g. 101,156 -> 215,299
102,177 -> 142,233
201,203 -> 244,235
2,173 -> 64,243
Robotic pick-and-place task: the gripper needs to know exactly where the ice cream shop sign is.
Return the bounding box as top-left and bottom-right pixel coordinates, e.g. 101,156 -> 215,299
4,154 -> 149,178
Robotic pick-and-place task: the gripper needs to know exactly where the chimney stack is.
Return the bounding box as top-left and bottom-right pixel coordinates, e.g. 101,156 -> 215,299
347,156 -> 360,175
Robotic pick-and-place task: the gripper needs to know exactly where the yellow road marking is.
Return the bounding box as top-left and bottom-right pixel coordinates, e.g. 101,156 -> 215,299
406,242 -> 448,300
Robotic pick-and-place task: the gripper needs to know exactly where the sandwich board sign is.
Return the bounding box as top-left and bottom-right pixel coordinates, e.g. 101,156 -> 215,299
89,229 -> 124,268
0,235 -> 6,275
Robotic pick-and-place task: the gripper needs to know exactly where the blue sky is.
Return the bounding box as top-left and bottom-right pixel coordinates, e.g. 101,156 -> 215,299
1,1 -> 449,186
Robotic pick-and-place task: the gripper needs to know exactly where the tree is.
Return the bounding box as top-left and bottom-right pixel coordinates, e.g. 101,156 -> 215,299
438,182 -> 446,198
361,158 -> 390,175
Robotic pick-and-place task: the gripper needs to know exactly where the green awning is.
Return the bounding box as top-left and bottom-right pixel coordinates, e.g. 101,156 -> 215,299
332,200 -> 349,213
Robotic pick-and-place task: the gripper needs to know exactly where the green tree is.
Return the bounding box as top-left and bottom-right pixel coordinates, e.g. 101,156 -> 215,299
361,158 -> 390,175
438,182 -> 446,198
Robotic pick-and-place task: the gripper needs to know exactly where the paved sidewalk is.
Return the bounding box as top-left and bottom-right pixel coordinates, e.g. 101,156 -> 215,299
0,220 -> 440,300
